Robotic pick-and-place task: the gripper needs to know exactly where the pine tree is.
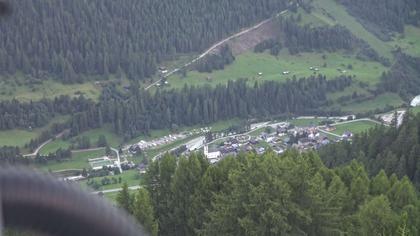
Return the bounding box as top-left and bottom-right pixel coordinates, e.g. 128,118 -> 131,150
116,182 -> 133,214
133,189 -> 158,236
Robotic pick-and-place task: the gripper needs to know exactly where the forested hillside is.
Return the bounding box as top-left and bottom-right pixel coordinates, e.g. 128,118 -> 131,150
0,0 -> 289,82
320,111 -> 420,189
117,152 -> 420,236
338,0 -> 420,40
0,76 -> 352,136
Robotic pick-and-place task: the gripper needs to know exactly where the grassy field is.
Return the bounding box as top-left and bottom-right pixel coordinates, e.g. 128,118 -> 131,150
37,149 -> 106,172
340,93 -> 405,113
0,115 -> 70,148
0,129 -> 39,147
331,120 -> 378,135
311,0 -> 393,59
167,51 -> 387,89
39,126 -> 123,155
289,118 -> 326,127
0,77 -> 101,102
79,169 -> 143,191
390,26 -> 420,57
287,8 -> 335,27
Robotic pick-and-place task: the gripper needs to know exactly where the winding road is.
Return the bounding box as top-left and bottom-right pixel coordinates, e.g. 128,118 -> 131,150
23,130 -> 67,157
145,10 -> 288,90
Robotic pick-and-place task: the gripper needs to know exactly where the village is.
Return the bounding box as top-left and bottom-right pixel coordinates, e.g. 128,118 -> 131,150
124,115 -> 386,167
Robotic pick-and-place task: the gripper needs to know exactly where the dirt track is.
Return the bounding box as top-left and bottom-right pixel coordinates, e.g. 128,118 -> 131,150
145,10 -> 288,90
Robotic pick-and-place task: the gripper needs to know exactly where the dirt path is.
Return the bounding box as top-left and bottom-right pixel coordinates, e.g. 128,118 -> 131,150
145,10 -> 288,90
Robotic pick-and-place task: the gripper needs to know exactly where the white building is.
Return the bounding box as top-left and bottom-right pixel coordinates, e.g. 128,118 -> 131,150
204,145 -> 221,164
411,95 -> 420,107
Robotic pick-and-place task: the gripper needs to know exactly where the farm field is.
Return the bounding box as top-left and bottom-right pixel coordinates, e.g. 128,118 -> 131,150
37,149 -> 106,172
331,120 -> 378,135
167,51 -> 387,89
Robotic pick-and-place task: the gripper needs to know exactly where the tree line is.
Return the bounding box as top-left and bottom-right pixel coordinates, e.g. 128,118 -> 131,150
378,52 -> 420,100
117,151 -> 420,236
73,75 -> 352,140
0,0 -> 290,82
195,45 -> 235,73
279,18 -> 358,54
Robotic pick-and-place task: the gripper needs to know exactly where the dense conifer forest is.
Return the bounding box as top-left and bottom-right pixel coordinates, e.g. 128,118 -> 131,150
0,0 -> 290,82
117,151 -> 420,236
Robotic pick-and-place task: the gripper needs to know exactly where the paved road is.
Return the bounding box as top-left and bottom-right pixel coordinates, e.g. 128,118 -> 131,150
111,147 -> 123,173
71,147 -> 105,153
92,185 -> 142,194
145,10 -> 288,90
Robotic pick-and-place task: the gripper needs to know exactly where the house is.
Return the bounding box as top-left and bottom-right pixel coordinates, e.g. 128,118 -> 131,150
342,131 -> 353,139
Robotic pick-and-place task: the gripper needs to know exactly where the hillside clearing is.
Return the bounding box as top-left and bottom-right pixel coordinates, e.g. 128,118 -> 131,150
311,0 -> 393,59
167,51 -> 387,89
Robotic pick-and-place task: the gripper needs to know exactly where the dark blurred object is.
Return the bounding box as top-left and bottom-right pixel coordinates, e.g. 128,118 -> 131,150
0,1 -> 11,16
0,167 -> 147,236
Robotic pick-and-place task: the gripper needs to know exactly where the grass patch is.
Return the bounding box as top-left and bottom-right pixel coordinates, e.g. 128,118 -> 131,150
0,115 -> 70,148
40,139 -> 72,155
340,93 -> 404,113
39,126 -> 123,154
0,129 -> 38,147
37,149 -> 105,172
331,120 -> 378,135
289,118 -> 325,127
0,77 -> 101,102
390,26 -> 420,57
311,0 -> 393,59
285,8 -> 334,27
168,51 -> 387,89
79,169 -> 142,191
77,126 -> 123,147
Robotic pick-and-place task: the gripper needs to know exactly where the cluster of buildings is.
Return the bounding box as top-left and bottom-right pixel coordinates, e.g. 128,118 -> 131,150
203,122 -> 336,163
129,133 -> 187,152
128,127 -> 212,155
